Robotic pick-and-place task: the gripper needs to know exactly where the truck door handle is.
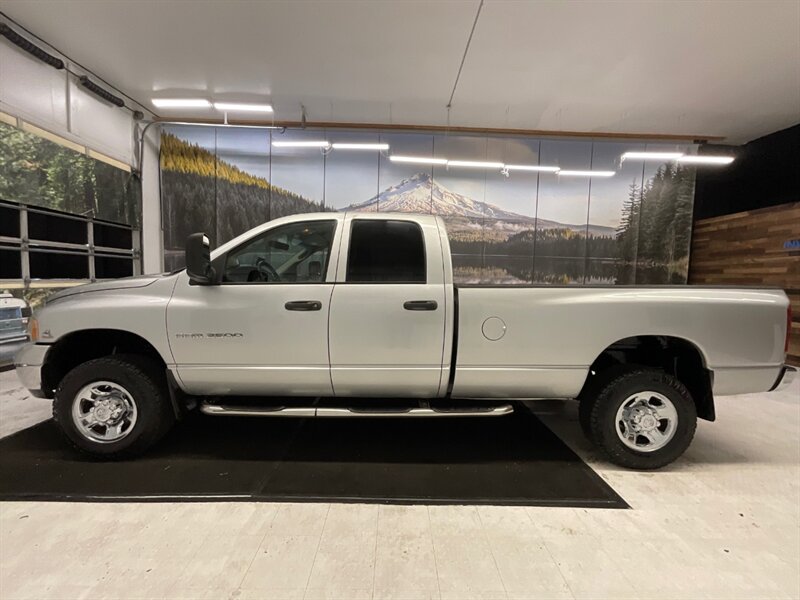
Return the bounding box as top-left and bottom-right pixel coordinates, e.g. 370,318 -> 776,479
403,300 -> 438,311
285,300 -> 322,311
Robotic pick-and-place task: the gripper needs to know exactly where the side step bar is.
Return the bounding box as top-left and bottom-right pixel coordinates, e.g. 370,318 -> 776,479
199,404 -> 316,417
199,402 -> 514,418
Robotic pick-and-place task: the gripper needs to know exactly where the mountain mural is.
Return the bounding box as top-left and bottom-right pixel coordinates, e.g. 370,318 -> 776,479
159,128 -> 693,285
346,172 -> 615,237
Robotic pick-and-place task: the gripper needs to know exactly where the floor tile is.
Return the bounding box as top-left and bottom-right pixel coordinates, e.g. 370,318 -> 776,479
431,534 -> 505,594
303,588 -> 372,599
373,589 -> 441,600
240,534 -> 320,590
428,505 -> 483,537
543,537 -> 639,599
268,503 -> 331,537
234,588 -> 306,600
378,504 -> 432,537
374,532 -> 439,593
484,530 -> 572,598
306,533 -> 377,591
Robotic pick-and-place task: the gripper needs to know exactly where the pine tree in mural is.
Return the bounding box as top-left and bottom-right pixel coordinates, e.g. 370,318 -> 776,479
160,132 -> 331,269
617,182 -> 640,253
615,164 -> 696,284
0,122 -> 139,225
672,166 -> 695,267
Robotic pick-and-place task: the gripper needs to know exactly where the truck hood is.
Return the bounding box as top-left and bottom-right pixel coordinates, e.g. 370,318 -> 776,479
46,275 -> 166,304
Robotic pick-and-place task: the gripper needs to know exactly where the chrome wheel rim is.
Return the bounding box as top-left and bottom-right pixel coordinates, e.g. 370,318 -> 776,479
615,391 -> 678,453
71,381 -> 138,443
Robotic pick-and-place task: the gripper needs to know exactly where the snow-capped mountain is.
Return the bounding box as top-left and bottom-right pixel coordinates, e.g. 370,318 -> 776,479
344,173 -> 614,236
347,172 -> 524,220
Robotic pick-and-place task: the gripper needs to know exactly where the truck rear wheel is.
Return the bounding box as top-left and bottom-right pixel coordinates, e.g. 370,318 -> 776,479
53,355 -> 174,458
587,367 -> 697,470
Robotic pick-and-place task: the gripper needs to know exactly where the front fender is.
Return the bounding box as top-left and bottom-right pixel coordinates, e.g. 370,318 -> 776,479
37,275 -> 179,365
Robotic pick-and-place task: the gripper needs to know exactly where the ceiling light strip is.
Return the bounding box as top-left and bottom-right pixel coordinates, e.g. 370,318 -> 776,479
272,140 -> 331,148
621,151 -> 684,161
447,160 -> 505,169
213,102 -> 273,112
558,170 -> 616,177
152,98 -> 211,108
331,143 -> 390,150
389,155 -> 448,165
504,164 -> 560,172
677,155 -> 735,165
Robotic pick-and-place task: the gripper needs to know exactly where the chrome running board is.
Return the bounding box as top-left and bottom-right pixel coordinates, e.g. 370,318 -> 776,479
199,402 -> 514,418
315,405 -> 514,417
199,404 -> 315,417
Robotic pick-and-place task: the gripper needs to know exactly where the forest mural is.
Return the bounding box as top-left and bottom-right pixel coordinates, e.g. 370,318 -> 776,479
160,126 -> 697,283
0,121 -> 141,226
161,131 -> 328,265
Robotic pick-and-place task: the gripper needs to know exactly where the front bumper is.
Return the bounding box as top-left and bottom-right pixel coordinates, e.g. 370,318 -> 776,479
1,334 -> 29,344
13,343 -> 50,398
770,364 -> 798,392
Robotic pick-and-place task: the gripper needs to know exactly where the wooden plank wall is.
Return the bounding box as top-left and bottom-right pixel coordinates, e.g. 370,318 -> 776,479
689,202 -> 800,366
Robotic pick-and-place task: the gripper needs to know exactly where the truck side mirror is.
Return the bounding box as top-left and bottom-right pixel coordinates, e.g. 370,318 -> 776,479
186,233 -> 216,285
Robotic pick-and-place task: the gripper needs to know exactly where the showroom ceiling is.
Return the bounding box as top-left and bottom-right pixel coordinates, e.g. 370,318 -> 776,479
1,0 -> 798,143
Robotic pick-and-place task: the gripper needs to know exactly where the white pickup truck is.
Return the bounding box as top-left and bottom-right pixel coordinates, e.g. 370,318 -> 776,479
15,212 -> 796,469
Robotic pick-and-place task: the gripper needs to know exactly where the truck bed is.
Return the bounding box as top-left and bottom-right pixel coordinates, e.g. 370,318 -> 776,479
451,285 -> 788,398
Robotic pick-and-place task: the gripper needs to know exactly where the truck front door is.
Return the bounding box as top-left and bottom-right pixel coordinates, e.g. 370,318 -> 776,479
167,218 -> 339,396
328,215 -> 448,397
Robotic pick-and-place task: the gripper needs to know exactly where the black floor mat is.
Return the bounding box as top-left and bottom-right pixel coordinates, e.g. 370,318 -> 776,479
0,405 -> 627,507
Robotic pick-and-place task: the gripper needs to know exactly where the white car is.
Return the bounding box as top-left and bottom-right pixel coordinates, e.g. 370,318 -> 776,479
0,292 -> 30,345
15,212 -> 796,469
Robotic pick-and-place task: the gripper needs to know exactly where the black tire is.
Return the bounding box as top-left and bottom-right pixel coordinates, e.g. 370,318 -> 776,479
53,354 -> 175,459
578,395 -> 594,441
577,364 -> 630,442
588,367 -> 697,470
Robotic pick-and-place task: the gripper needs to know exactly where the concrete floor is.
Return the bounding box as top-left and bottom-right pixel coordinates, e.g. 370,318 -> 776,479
0,369 -> 798,600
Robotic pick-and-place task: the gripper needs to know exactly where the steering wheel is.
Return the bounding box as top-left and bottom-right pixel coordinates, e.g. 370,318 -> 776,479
255,257 -> 281,282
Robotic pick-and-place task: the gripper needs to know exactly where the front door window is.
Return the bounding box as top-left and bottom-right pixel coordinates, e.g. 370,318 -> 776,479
223,220 -> 336,283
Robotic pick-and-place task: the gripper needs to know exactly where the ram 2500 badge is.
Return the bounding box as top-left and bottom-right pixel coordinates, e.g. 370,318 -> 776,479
15,213 -> 797,469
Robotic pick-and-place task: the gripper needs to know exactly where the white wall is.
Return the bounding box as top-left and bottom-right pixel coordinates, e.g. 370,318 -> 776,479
0,33 -> 141,165
0,22 -> 164,273
139,124 -> 163,274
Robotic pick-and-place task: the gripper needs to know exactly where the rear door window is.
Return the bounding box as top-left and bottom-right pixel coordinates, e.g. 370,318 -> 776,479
346,220 -> 426,283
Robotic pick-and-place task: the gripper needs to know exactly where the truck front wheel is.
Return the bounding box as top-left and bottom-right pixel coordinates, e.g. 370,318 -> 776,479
53,355 -> 175,458
586,367 -> 697,470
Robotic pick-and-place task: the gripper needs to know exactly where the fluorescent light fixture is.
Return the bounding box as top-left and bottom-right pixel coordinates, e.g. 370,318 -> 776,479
558,170 -> 616,177
390,155 -> 448,165
272,140 -> 331,148
504,164 -> 560,172
151,98 -> 211,108
446,160 -> 505,169
621,151 -> 683,161
331,142 -> 390,150
677,155 -> 735,165
213,102 -> 273,112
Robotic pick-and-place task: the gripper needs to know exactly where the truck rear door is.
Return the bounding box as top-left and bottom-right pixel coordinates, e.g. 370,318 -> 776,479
328,215 -> 448,397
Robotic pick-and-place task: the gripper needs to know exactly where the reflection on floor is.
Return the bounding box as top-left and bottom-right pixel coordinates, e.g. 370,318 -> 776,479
0,369 -> 798,600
